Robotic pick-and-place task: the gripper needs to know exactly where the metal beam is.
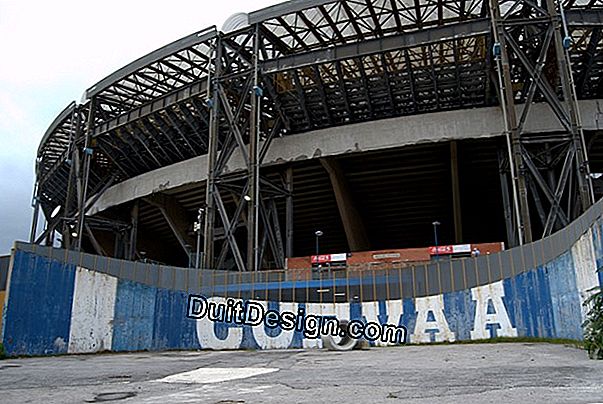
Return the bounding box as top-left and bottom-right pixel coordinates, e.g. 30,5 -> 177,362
490,0 -> 532,244
248,26 -> 261,272
84,223 -> 106,256
203,40 -> 222,269
498,148 -> 516,247
129,201 -> 139,260
262,19 -> 490,73
75,98 -> 95,251
86,27 -> 217,99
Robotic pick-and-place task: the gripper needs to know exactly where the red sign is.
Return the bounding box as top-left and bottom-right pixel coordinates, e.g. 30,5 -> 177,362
429,246 -> 454,255
428,244 -> 473,256
311,253 -> 347,264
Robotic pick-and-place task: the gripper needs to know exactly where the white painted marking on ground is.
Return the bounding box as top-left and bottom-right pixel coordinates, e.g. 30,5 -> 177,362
157,367 -> 279,384
141,385 -> 276,403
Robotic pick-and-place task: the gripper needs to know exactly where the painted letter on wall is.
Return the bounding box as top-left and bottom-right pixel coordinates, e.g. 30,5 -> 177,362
196,297 -> 243,350
411,295 -> 455,343
470,281 -> 517,340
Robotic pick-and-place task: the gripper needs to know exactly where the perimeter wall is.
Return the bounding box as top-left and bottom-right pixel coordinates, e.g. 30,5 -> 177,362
2,199 -> 603,356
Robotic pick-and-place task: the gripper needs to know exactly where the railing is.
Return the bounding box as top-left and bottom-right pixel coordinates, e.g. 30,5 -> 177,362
11,196 -> 603,303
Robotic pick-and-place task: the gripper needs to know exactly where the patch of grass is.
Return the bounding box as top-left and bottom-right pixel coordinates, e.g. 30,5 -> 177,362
0,343 -> 6,360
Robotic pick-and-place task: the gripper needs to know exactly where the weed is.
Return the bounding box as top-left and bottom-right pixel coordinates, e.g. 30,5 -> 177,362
583,286 -> 603,360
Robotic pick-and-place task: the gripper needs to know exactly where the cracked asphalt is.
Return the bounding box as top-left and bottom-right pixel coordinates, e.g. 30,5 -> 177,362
0,343 -> 602,403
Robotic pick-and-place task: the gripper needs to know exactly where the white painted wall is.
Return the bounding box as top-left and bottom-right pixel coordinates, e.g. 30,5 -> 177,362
68,267 -> 117,353
571,229 -> 601,321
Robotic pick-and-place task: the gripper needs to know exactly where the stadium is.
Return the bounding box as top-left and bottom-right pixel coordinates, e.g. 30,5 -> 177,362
31,0 -> 603,271
1,0 -> 603,359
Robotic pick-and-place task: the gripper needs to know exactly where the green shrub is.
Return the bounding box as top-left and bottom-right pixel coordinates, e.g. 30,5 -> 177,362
0,343 -> 5,360
583,286 -> 603,360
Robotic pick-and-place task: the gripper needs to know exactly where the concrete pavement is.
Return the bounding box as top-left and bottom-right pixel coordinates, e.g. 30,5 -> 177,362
0,343 -> 602,403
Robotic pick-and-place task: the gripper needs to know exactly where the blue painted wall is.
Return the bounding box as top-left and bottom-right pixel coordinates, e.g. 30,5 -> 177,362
112,280 -> 156,352
2,216 -> 601,356
2,251 -> 76,356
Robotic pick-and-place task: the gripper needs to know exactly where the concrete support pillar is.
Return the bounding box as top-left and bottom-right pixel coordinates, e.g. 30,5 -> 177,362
129,201 -> 139,260
285,167 -> 294,258
144,194 -> 194,259
320,157 -> 370,252
450,141 -> 463,243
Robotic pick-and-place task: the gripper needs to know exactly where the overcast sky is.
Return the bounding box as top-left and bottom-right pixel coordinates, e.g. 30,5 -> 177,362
0,0 -> 280,255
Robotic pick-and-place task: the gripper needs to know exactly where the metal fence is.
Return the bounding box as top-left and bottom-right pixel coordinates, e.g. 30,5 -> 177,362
11,196 -> 603,303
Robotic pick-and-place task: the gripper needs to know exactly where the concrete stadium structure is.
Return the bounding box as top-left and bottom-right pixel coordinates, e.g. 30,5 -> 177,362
31,0 -> 603,273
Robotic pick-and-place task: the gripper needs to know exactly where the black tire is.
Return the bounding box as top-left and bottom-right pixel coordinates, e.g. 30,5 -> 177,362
321,320 -> 360,351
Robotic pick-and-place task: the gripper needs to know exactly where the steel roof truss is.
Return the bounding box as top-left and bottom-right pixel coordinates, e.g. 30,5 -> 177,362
123,124 -> 163,168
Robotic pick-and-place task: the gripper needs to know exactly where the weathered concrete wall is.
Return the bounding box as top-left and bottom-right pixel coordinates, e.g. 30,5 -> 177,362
1,252 -> 76,355
0,253 -> 598,355
68,268 -> 117,353
2,200 -> 602,356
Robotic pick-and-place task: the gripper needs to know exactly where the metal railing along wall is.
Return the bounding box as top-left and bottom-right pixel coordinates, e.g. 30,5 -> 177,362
11,197 -> 603,303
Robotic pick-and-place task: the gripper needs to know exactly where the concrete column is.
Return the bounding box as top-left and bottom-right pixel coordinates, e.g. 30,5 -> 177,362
285,167 -> 294,258
129,201 -> 139,260
144,194 -> 194,257
450,141 -> 463,243
320,157 -> 370,252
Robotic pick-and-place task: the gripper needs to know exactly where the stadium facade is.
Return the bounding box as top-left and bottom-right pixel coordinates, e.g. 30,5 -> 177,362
31,0 -> 603,271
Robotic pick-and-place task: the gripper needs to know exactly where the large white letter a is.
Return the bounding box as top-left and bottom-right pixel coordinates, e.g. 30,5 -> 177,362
470,281 -> 518,340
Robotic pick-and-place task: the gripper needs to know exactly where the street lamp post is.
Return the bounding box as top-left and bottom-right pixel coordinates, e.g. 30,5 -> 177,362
194,208 -> 205,269
432,221 -> 441,260
314,230 -> 323,256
